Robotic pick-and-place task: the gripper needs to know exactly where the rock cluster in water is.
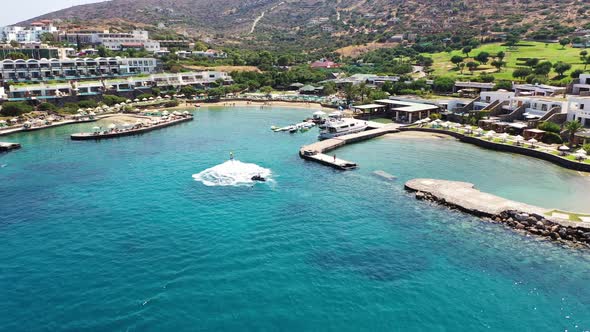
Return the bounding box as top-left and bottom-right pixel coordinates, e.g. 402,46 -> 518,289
414,191 -> 590,250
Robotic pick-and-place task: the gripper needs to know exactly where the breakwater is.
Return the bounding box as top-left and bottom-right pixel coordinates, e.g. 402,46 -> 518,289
401,127 -> 590,172
71,116 -> 193,140
405,178 -> 590,249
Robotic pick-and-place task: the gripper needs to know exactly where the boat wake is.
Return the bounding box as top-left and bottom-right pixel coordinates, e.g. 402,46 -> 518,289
192,160 -> 272,187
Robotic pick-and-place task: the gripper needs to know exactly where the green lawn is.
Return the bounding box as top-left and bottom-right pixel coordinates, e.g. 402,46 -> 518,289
425,42 -> 588,81
544,210 -> 590,222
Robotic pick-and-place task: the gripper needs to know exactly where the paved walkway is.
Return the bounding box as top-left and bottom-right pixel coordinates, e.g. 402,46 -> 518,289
405,178 -> 590,229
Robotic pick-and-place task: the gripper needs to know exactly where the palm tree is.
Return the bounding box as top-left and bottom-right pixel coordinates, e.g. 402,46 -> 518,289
565,120 -> 584,147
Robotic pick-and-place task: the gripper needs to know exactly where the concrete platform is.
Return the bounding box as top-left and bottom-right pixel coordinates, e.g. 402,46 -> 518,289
0,142 -> 21,152
405,178 -> 590,229
299,124 -> 401,170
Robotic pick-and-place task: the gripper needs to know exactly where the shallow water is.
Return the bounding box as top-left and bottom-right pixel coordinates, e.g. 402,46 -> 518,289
1,107 -> 589,331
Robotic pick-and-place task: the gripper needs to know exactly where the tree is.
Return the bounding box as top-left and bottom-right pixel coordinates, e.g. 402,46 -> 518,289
343,83 -> 358,103
496,51 -> 506,61
513,67 -> 532,79
466,61 -> 479,74
565,121 -> 584,147
495,80 -> 512,91
322,81 -> 336,95
450,55 -> 464,70
571,69 -> 584,79
9,40 -> 18,47
525,58 -> 539,68
580,50 -> 588,62
462,46 -> 472,57
277,55 -> 293,67
559,38 -> 571,49
534,61 -> 553,76
458,62 -> 466,74
40,32 -> 54,43
358,82 -> 369,101
584,56 -> 590,70
474,51 -> 490,65
553,62 -> 572,78
505,33 -> 520,47
491,60 -> 505,72
0,102 -> 33,116
180,85 -> 197,97
432,77 -> 455,93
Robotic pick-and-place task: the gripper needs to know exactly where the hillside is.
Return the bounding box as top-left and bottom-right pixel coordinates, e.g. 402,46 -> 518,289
22,0 -> 590,50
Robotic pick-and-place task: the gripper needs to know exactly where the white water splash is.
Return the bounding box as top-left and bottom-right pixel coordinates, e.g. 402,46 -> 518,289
192,160 -> 272,187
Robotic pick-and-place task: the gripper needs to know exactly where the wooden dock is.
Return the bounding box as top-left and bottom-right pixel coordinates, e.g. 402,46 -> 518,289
71,116 -> 193,140
0,142 -> 21,152
299,124 -> 401,170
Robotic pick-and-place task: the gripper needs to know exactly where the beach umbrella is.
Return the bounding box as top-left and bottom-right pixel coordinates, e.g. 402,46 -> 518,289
162,110 -> 170,116
423,117 -> 431,122
77,108 -> 84,113
475,128 -> 484,133
514,135 -> 524,141
134,98 -> 140,102
156,96 -> 162,100
164,95 -> 171,98
126,99 -> 132,103
10,118 -> 18,123
528,138 -> 538,144
558,145 -> 570,151
0,120 -> 6,125
148,97 -> 154,100
183,111 -> 189,115
142,98 -> 148,101
101,105 -> 109,109
313,111 -> 326,116
488,130 -> 496,135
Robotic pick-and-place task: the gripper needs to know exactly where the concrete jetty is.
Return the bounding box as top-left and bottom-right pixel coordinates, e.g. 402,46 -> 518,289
405,178 -> 590,248
0,142 -> 21,152
71,116 -> 193,140
299,124 -> 400,170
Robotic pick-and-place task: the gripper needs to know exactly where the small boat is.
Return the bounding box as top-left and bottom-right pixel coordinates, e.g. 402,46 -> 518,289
251,175 -> 266,182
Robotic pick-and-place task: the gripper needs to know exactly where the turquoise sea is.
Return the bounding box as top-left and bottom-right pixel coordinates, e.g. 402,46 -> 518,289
1,107 -> 590,331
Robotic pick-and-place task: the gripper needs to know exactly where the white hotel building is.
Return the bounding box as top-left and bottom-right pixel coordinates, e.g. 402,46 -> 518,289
566,97 -> 590,127
7,71 -> 233,100
1,23 -> 59,43
0,57 -> 158,82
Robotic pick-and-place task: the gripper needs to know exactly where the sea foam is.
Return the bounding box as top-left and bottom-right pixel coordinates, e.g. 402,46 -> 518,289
192,160 -> 272,187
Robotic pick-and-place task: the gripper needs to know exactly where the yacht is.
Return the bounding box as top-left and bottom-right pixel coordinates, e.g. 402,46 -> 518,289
318,118 -> 368,140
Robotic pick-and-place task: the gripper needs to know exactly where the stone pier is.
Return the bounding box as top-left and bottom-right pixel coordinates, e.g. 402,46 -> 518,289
405,178 -> 590,249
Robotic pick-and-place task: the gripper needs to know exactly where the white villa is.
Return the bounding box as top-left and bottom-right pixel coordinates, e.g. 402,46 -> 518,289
1,23 -> 58,43
572,74 -> 590,96
512,83 -> 565,97
0,57 -> 158,82
566,96 -> 590,127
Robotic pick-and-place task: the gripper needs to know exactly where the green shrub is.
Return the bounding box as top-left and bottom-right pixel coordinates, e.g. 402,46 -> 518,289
77,100 -> 98,109
583,144 -> 590,154
542,132 -> 563,144
137,93 -> 153,100
38,102 -> 57,112
164,100 -> 180,108
538,121 -> 561,133
102,95 -> 127,106
0,102 -> 33,116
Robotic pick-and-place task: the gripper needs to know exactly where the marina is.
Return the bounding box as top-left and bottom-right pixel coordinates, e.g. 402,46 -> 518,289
299,123 -> 401,170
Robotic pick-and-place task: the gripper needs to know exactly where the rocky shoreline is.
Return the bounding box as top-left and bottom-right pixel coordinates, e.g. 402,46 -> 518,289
412,190 -> 590,250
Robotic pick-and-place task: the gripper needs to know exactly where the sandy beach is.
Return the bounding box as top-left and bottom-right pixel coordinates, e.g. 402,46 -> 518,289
166,100 -> 326,111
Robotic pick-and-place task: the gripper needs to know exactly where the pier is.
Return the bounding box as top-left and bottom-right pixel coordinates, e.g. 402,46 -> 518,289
0,142 -> 21,152
405,178 -> 590,248
71,116 -> 193,140
299,123 -> 401,170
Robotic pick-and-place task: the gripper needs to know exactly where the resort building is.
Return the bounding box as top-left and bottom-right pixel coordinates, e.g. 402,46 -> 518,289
1,22 -> 59,43
310,59 -> 341,69
572,74 -> 590,96
57,30 -> 161,53
6,71 -> 233,100
513,83 -> 565,97
453,81 -> 495,94
473,91 -> 515,111
192,49 -> 228,59
507,97 -> 566,120
374,98 -> 440,123
0,44 -> 60,60
0,57 -> 159,83
566,96 -> 590,127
